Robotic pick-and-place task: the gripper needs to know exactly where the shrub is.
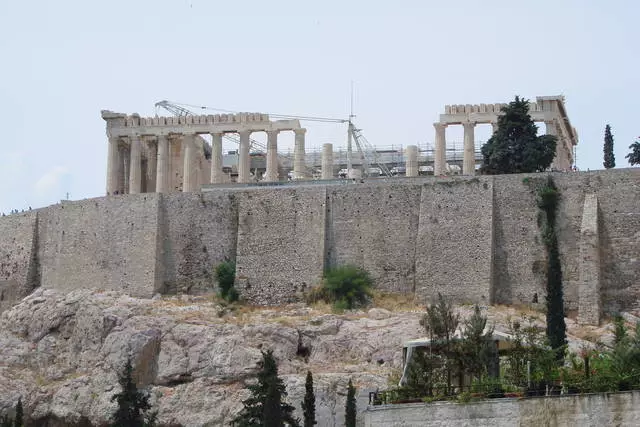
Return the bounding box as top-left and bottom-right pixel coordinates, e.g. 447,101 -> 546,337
313,266 -> 373,311
215,261 -> 238,303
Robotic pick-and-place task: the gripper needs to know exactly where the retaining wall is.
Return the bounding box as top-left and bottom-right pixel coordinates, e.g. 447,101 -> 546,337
364,391 -> 640,427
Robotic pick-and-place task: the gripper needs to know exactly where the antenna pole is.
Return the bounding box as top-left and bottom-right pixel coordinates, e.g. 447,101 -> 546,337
347,81 -> 355,173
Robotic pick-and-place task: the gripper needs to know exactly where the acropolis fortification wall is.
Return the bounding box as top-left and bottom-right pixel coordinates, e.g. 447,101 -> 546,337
1,169 -> 638,324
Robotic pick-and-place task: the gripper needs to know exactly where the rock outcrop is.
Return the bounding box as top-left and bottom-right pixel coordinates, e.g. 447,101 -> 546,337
0,289 -> 618,426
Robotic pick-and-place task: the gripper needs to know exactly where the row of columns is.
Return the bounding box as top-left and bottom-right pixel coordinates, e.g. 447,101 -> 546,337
433,121 -> 499,176
107,128 -> 307,195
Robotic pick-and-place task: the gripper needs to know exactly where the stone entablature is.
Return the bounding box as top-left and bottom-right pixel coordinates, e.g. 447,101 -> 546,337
434,95 -> 579,176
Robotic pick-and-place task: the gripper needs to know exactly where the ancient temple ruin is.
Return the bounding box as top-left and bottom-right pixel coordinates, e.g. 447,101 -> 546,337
101,110 -> 305,194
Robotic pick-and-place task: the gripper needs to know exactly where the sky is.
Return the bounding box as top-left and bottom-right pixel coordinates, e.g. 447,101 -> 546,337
0,0 -> 638,213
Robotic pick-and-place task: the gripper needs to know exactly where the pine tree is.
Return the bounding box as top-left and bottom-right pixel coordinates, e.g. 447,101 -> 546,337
301,371 -> 316,427
481,96 -> 557,174
14,399 -> 23,427
459,305 -> 494,381
603,125 -> 616,169
344,379 -> 356,427
233,350 -> 299,427
111,358 -> 153,427
626,140 -> 640,166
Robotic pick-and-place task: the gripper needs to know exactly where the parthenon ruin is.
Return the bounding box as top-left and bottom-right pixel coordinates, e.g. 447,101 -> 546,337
433,95 -> 578,175
102,95 -> 579,194
102,110 -> 304,194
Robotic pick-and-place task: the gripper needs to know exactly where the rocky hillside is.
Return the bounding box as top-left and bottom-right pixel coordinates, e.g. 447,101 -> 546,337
0,289 -> 622,426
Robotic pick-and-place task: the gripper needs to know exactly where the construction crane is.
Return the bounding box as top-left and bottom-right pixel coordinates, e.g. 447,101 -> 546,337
154,100 -> 392,179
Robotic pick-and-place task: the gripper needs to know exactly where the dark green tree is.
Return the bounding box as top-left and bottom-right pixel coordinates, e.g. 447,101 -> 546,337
459,305 -> 494,381
626,139 -> 640,166
111,358 -> 155,427
422,293 -> 459,392
13,399 -> 22,427
301,371 -> 316,427
481,96 -> 557,174
603,125 -> 616,169
215,261 -> 238,302
320,266 -> 373,311
344,379 -> 357,427
233,350 -> 299,427
537,177 -> 567,361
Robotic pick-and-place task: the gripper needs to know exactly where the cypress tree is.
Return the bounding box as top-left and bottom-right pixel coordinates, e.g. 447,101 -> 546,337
345,379 -> 357,427
603,125 -> 616,169
481,96 -> 557,174
233,350 -> 299,427
301,371 -> 316,427
537,177 -> 567,361
111,358 -> 153,427
14,399 -> 23,427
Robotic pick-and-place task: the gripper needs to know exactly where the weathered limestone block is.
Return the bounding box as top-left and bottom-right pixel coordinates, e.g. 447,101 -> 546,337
578,193 -> 601,325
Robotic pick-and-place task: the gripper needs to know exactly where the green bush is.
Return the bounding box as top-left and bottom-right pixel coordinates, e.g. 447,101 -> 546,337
315,266 -> 373,311
215,261 -> 238,303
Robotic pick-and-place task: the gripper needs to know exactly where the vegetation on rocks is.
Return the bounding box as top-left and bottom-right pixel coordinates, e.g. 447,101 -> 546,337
233,350 -> 299,427
111,358 -> 156,427
215,261 -> 238,303
481,96 -> 557,174
307,265 -> 373,311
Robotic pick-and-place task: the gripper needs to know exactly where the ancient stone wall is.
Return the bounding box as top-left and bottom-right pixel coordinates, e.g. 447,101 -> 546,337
159,191 -> 238,294
37,195 -> 162,297
0,211 -> 38,312
364,391 -> 640,427
235,187 -> 326,304
0,169 -> 638,320
415,178 -> 494,304
325,183 -> 422,294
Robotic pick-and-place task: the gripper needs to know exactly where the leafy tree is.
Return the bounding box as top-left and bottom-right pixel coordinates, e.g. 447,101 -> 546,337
233,350 -> 299,427
481,96 -> 557,174
459,305 -> 494,381
603,125 -> 616,169
111,358 -> 155,427
345,379 -> 357,427
301,371 -> 316,427
422,293 -> 459,392
537,177 -> 567,361
318,266 -> 373,311
14,399 -> 22,427
215,261 -> 238,302
626,139 -> 640,166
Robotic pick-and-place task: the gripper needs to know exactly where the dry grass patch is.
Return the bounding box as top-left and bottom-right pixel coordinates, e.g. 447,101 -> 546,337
371,291 -> 421,312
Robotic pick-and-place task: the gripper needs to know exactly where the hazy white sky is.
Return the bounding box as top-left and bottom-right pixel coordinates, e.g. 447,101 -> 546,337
0,0 -> 638,213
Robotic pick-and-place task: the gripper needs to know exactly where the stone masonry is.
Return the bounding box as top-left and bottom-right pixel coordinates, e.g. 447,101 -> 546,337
0,169 -> 638,325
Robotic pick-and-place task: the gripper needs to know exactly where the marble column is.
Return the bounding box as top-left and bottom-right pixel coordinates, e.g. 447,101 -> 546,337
322,143 -> 333,179
462,121 -> 476,175
129,135 -> 142,194
122,147 -> 130,194
264,130 -> 280,182
182,134 -> 196,192
545,120 -> 561,170
433,123 -> 447,176
406,145 -> 418,177
156,135 -> 170,193
210,132 -> 224,184
238,130 -> 251,183
293,128 -> 307,180
145,138 -> 157,192
106,136 -> 120,195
